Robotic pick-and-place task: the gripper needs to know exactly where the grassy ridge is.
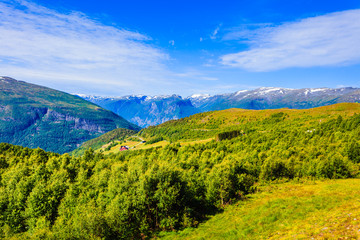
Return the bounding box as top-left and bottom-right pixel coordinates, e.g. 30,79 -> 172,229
140,103 -> 360,142
160,179 -> 360,239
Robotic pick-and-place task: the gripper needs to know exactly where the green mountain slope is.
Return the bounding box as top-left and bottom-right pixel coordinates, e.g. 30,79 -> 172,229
0,77 -> 140,153
140,102 -> 360,142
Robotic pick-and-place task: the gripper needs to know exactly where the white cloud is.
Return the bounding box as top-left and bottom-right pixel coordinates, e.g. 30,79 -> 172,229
221,9 -> 360,71
169,40 -> 175,46
200,76 -> 218,81
0,0 -> 171,95
174,70 -> 218,81
210,25 -> 221,40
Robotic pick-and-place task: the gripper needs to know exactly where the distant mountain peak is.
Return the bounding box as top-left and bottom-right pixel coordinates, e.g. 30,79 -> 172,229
0,76 -> 18,82
74,93 -> 184,102
252,87 -> 294,95
234,90 -> 249,96
77,93 -> 197,127
144,94 -> 182,101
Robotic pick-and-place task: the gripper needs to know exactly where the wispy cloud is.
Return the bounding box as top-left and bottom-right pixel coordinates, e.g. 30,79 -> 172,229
174,70 -> 218,81
210,24 -> 221,40
0,0 -> 171,95
187,83 -> 260,97
222,23 -> 273,42
221,9 -> 360,71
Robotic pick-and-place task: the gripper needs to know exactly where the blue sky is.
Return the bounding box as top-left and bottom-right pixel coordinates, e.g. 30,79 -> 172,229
0,0 -> 360,96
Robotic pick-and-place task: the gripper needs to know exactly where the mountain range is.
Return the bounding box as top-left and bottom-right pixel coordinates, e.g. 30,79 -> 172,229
77,94 -> 199,128
0,77 -> 139,153
78,86 -> 360,127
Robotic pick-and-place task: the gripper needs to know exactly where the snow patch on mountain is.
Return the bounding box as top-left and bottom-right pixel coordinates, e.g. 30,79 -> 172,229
74,93 -> 89,98
234,90 -> 249,96
145,95 -> 181,101
189,94 -> 211,99
310,88 -> 329,93
255,87 -> 294,95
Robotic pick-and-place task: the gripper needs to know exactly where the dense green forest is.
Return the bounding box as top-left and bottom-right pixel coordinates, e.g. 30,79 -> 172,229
1,103 -> 360,239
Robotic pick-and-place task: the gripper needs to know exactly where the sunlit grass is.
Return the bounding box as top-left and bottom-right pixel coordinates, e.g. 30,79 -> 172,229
159,179 -> 360,239
99,137 -> 216,154
179,138 -> 215,146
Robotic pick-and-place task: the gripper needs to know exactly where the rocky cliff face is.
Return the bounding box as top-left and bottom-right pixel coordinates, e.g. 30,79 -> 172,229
0,77 -> 140,153
43,109 -> 107,132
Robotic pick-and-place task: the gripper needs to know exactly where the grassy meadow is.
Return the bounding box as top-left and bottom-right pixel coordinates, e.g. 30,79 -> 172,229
160,179 -> 360,239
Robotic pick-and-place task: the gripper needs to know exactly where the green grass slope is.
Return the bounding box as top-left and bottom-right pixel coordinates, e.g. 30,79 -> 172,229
160,179 -> 360,239
141,102 -> 360,142
71,128 -> 137,156
0,77 -> 140,153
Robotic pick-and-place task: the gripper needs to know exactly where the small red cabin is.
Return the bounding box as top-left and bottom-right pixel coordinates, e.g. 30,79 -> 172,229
119,146 -> 129,151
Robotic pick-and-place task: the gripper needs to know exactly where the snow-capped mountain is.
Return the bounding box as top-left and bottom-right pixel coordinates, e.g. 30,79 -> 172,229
188,87 -> 360,112
76,87 -> 360,128
77,94 -> 199,128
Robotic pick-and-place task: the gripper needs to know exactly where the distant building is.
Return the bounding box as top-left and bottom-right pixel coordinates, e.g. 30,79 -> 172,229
119,146 -> 129,151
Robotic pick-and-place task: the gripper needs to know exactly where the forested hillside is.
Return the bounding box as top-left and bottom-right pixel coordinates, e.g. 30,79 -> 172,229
0,77 -> 140,153
1,103 -> 360,239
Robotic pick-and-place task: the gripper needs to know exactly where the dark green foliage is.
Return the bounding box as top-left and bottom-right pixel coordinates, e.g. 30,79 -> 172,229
105,142 -> 118,151
345,140 -> 360,163
145,136 -> 164,145
127,136 -> 141,142
265,112 -> 288,124
215,130 -> 241,141
260,158 -> 291,181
